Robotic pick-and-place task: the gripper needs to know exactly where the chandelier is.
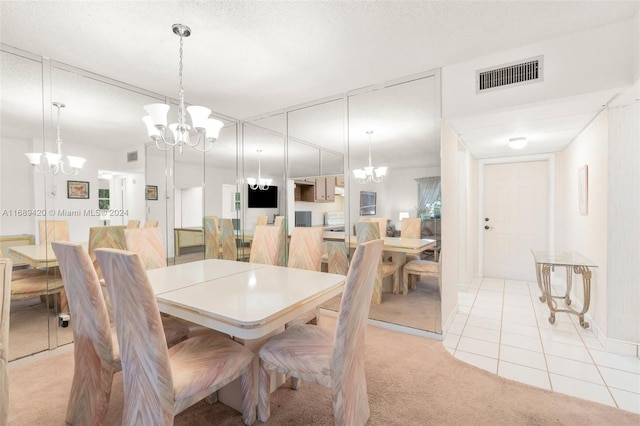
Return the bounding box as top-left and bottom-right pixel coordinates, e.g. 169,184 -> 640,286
352,130 -> 387,184
247,150 -> 272,190
142,24 -> 223,153
25,102 -> 86,176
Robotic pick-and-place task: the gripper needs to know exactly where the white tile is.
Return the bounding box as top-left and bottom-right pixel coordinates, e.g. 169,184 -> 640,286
480,278 -> 504,291
470,307 -> 503,321
538,328 -> 584,347
445,346 -> 455,356
498,361 -> 551,390
453,313 -> 468,325
545,355 -> 604,385
503,294 -> 533,308
605,339 -> 640,357
442,332 -> 461,350
500,345 -> 547,371
501,331 -> 543,352
466,315 -> 502,331
501,321 -> 539,339
473,299 -> 503,313
581,334 -> 605,350
503,282 -> 530,295
454,350 -> 497,374
462,325 -> 500,343
598,366 -> 640,394
457,336 -> 499,359
549,373 -> 616,407
502,311 -> 538,327
447,321 -> 465,336
502,303 -> 534,316
609,387 -> 640,414
458,305 -> 471,315
590,349 -> 640,374
475,291 -> 503,304
542,340 -> 592,363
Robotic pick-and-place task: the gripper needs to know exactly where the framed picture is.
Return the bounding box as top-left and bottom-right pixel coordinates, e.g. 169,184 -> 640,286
145,185 -> 158,201
67,180 -> 89,199
360,191 -> 376,216
578,165 -> 588,215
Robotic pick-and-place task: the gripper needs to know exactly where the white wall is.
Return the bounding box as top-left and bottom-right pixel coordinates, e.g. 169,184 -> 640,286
384,166 -> 440,229
440,121 -> 461,330
607,94 -> 640,345
634,10 -> 640,81
0,137 -> 36,237
556,111 -> 609,337
442,18 -> 636,118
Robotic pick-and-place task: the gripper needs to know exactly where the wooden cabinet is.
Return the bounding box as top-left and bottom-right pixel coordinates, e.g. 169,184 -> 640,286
294,177 -> 336,202
335,175 -> 345,187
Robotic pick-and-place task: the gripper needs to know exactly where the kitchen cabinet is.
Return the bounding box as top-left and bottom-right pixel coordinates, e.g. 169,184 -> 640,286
335,175 -> 345,187
294,177 -> 336,202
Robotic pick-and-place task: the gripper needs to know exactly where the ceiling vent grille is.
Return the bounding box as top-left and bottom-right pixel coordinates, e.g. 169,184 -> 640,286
477,55 -> 543,93
127,151 -> 138,162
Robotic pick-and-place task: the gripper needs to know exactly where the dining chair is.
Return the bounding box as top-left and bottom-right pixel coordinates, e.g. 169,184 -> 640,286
274,216 -> 287,266
258,239 -> 383,425
124,227 -> 166,269
401,217 -> 422,262
0,257 -> 12,426
38,220 -> 69,244
285,227 -> 324,327
249,225 -> 282,265
88,225 -> 126,280
327,242 -> 349,276
219,218 -> 237,261
126,219 -> 140,228
51,241 -> 120,425
96,248 -> 257,425
143,220 -> 159,227
204,216 -> 221,259
356,221 -> 397,302
256,215 -> 268,226
402,254 -> 442,296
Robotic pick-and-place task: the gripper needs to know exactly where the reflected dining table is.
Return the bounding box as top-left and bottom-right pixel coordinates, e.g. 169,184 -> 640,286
324,232 -> 436,295
145,259 -> 346,412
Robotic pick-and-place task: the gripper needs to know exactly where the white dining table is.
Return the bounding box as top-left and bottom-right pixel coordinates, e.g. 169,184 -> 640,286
145,259 -> 346,412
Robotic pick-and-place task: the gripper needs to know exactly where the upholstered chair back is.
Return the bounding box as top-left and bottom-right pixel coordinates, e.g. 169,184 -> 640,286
327,242 -> 349,275
401,217 -> 421,239
0,257 -> 12,426
250,225 -> 282,265
38,220 -> 70,244
88,226 -> 126,279
143,220 -> 159,227
125,227 -> 166,270
127,220 -> 140,228
256,215 -> 269,226
204,216 -> 220,260
288,227 -> 323,271
219,218 -> 237,261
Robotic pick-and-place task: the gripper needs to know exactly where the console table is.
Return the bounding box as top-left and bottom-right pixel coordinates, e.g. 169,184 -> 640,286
532,250 -> 597,328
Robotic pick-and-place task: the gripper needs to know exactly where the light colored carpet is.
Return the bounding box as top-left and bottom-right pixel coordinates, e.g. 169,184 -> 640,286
8,315 -> 639,425
321,275 -> 442,333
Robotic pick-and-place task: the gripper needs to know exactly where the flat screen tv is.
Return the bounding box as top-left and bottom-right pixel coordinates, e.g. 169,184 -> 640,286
247,184 -> 278,208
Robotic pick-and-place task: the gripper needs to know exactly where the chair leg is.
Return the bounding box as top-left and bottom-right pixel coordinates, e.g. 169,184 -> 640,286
241,360 -> 257,425
402,269 -> 409,295
291,376 -> 301,390
258,359 -> 271,422
66,356 -> 114,425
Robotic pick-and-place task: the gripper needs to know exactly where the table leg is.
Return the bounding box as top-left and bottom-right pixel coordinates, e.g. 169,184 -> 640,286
534,261 -> 545,302
390,252 -> 407,295
564,266 -> 573,306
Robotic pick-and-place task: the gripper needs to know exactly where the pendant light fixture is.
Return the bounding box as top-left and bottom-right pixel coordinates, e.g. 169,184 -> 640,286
352,130 -> 387,184
142,24 -> 224,153
247,149 -> 272,190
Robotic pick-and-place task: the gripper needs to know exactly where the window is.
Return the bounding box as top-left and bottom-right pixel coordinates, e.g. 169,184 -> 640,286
98,188 -> 110,210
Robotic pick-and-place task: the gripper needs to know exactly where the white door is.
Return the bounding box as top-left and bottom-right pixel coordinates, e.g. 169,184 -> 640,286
483,161 -> 548,281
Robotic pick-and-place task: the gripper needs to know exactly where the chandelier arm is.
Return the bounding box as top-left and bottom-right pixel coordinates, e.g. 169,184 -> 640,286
189,136 -> 214,153
59,161 -> 79,176
154,135 -> 178,151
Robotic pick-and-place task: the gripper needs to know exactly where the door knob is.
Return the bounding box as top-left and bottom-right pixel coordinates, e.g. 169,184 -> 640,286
484,217 -> 490,222
484,225 -> 493,230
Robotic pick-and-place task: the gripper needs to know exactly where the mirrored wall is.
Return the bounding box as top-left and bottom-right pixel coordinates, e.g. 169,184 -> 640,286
1,42 -> 441,362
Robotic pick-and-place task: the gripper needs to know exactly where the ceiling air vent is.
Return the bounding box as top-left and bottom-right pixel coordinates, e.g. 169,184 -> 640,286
127,151 -> 138,162
477,55 -> 543,93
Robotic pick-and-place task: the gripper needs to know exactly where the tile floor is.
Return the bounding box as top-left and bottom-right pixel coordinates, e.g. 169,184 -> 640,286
444,277 -> 640,415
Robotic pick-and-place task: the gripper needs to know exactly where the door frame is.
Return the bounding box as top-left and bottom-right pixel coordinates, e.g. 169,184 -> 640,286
478,154 -> 555,278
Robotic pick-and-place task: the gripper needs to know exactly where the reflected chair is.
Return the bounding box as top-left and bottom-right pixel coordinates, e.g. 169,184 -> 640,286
88,226 -> 126,280
125,227 -> 166,270
51,242 -> 121,425
402,255 -> 442,296
256,215 -> 268,226
204,216 -> 221,259
219,218 -> 237,261
0,257 -> 12,426
327,242 -> 349,276
274,216 -> 287,266
249,225 -> 282,266
127,220 -> 140,228
285,227 -> 324,327
401,217 -> 422,262
258,239 -> 383,425
356,221 -> 397,302
143,220 -> 159,227
96,248 -> 257,425
38,220 -> 69,244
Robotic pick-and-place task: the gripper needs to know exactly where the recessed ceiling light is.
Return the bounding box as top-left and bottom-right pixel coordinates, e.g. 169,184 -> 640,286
508,137 -> 527,149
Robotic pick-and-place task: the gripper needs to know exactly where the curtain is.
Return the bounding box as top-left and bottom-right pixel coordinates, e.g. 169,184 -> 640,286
416,176 -> 441,217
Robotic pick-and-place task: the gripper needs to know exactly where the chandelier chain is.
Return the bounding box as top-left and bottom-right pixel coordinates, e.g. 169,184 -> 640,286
178,33 -> 185,127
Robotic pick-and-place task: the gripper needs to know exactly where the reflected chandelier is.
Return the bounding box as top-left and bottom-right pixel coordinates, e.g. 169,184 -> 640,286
142,24 -> 223,153
352,130 -> 387,184
25,102 -> 86,176
247,150 -> 272,190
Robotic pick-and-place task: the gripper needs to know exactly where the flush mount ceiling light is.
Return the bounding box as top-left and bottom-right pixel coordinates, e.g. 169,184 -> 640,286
508,137 -> 528,149
352,130 -> 387,184
142,24 -> 224,153
25,102 -> 86,175
247,149 -> 272,191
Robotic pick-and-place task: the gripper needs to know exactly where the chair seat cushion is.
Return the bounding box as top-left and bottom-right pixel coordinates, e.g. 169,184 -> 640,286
381,261 -> 398,276
11,275 -> 64,297
11,268 -> 48,280
170,334 -> 254,401
160,316 -> 190,347
404,259 -> 438,273
259,324 -> 333,387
